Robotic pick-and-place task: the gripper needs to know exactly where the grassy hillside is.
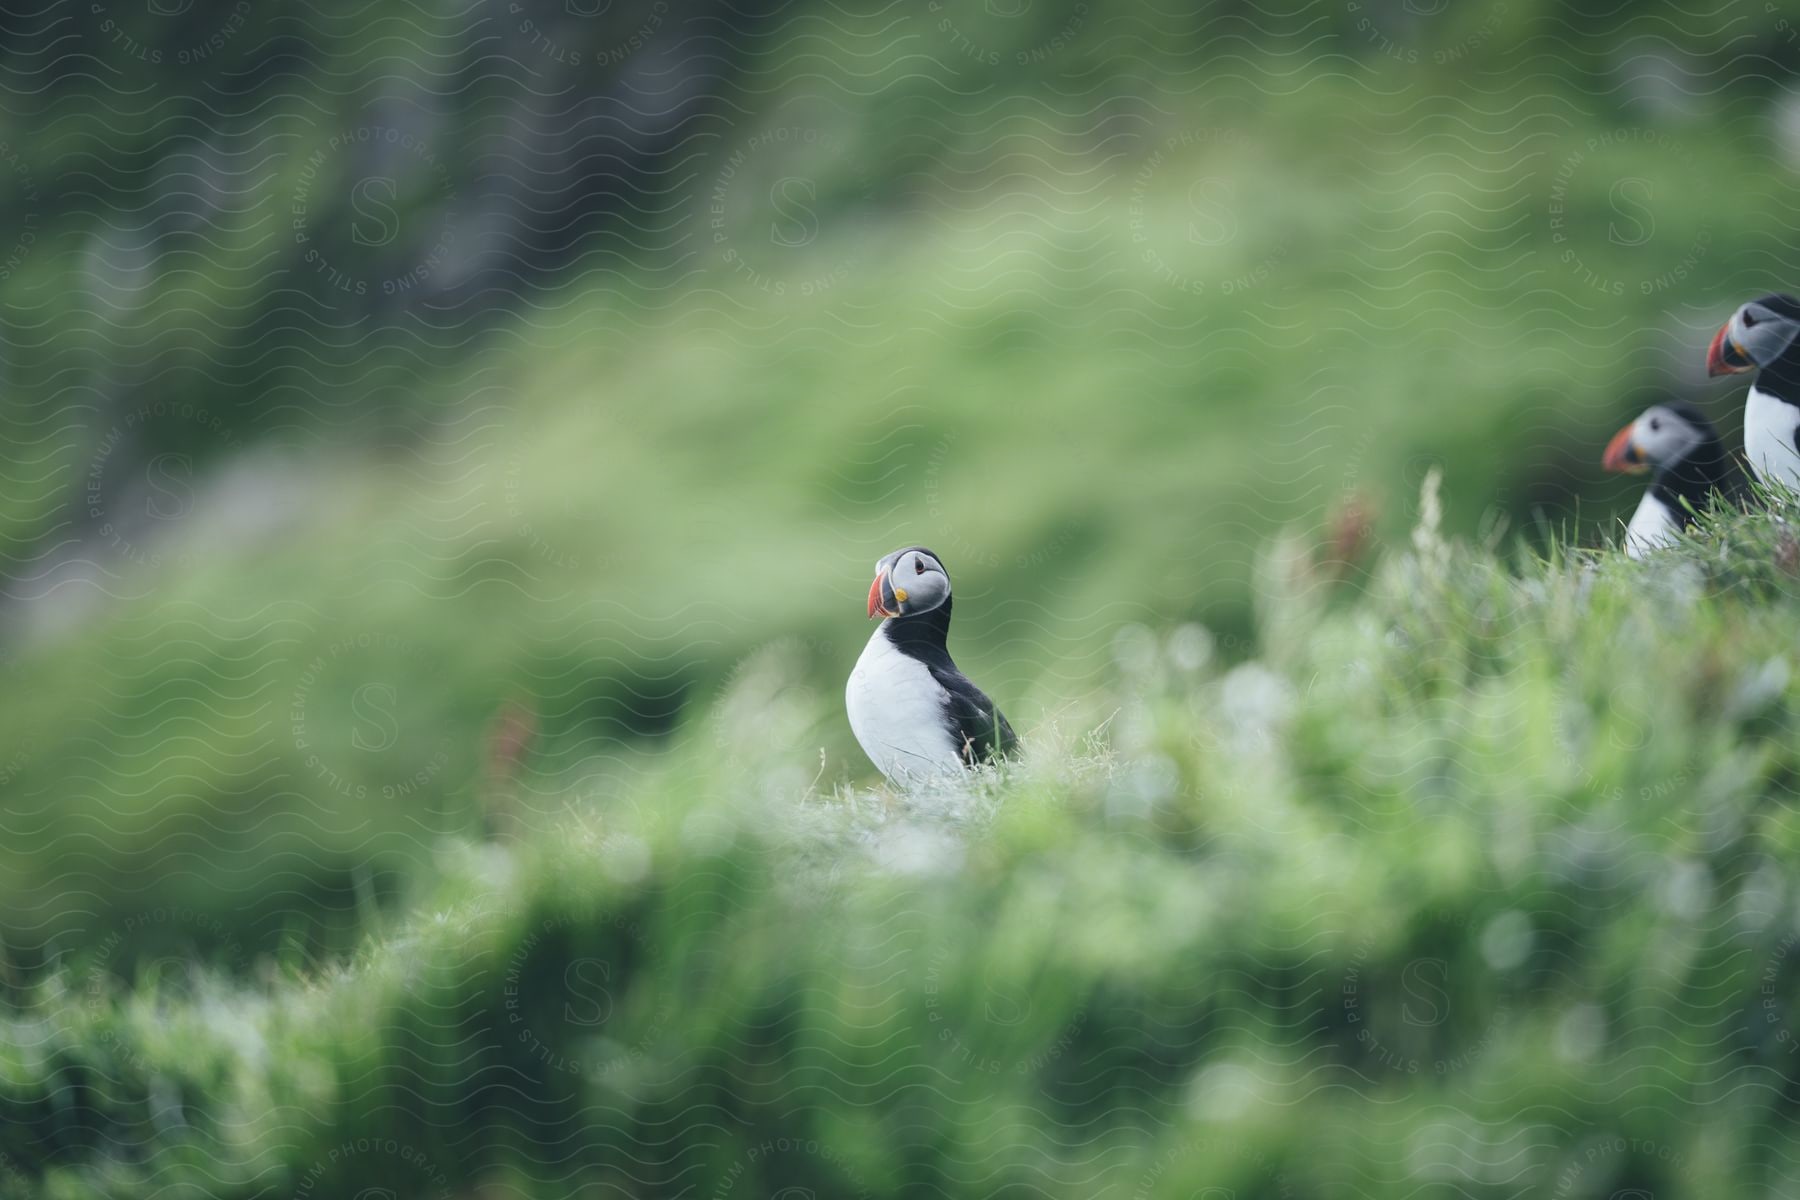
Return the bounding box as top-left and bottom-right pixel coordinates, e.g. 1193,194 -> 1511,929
8,62 -> 1800,965
14,487 -> 1800,1198
8,6 -> 1800,1191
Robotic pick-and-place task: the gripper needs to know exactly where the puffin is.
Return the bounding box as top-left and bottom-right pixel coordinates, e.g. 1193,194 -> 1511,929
845,546 -> 1016,783
1706,293 -> 1800,492
1600,401 -> 1742,557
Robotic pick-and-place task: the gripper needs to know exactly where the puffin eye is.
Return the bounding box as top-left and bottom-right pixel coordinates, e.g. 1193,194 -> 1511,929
1744,311 -> 1761,328
914,557 -> 926,575
1649,419 -> 1661,431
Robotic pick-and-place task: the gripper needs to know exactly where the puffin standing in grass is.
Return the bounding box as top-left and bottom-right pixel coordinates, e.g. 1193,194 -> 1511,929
1601,401 -> 1742,557
1706,294 -> 1800,491
846,547 -> 1016,783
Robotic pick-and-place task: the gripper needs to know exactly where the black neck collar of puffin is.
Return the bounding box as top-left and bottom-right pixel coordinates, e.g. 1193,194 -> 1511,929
882,595 -> 953,658
1757,350 -> 1800,407
1650,438 -> 1741,517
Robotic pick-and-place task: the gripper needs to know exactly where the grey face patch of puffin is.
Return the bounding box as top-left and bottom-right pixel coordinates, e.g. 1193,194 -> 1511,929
1729,296 -> 1800,369
873,546 -> 950,618
1626,404 -> 1708,468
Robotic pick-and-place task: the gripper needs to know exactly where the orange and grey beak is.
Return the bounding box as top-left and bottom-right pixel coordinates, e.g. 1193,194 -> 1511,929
867,570 -> 905,619
1602,423 -> 1648,474
1707,321 -> 1753,376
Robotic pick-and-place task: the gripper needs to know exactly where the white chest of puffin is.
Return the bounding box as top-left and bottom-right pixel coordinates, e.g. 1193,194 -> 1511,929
845,546 -> 1017,784
1744,385 -> 1800,492
1600,402 -> 1741,557
1706,293 -> 1800,493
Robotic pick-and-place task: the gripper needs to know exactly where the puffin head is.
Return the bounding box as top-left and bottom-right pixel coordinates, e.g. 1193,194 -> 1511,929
1602,401 -> 1717,475
867,546 -> 950,620
1707,294 -> 1800,376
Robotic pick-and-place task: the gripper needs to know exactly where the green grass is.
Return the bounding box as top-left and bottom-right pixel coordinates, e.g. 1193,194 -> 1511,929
13,488 -> 1800,1198
8,8 -> 1800,1190
6,69 -> 1796,964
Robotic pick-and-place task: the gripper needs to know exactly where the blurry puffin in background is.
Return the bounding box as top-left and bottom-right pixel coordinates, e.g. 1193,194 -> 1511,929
846,547 -> 1016,784
1601,401 -> 1741,557
1707,294 -> 1800,491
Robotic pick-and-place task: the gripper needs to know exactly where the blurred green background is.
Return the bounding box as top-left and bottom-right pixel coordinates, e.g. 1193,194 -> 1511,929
4,0 -> 1800,1195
